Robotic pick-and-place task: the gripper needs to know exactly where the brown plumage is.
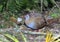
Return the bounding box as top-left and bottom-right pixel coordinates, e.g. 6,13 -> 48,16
24,12 -> 46,30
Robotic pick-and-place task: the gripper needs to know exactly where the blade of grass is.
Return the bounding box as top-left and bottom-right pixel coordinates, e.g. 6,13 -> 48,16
46,31 -> 53,42
4,34 -> 19,42
20,32 -> 27,42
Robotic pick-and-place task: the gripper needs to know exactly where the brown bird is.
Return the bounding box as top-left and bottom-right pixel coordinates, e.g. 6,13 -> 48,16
24,12 -> 46,30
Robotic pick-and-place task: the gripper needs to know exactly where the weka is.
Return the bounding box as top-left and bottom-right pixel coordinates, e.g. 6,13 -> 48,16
24,12 -> 46,30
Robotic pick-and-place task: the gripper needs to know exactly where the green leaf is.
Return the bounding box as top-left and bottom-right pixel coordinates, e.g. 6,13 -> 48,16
4,34 -> 19,42
0,34 -> 10,42
0,5 -> 3,12
50,0 -> 55,4
43,0 -> 48,7
50,13 -> 59,18
34,0 -> 39,3
20,32 -> 27,42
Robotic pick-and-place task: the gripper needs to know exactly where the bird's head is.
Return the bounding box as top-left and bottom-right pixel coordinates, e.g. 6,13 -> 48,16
24,14 -> 30,20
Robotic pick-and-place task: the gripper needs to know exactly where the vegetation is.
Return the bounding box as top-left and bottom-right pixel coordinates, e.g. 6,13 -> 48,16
0,0 -> 60,42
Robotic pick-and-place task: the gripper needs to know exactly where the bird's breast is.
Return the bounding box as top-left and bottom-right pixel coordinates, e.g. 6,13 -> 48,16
27,21 -> 37,29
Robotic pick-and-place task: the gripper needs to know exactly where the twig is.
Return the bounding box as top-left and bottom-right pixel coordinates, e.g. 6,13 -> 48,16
48,1 -> 60,15
0,28 -> 46,35
48,5 -> 56,15
41,0 -> 43,13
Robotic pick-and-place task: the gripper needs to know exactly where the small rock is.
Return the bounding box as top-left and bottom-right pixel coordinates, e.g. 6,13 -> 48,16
17,17 -> 22,22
